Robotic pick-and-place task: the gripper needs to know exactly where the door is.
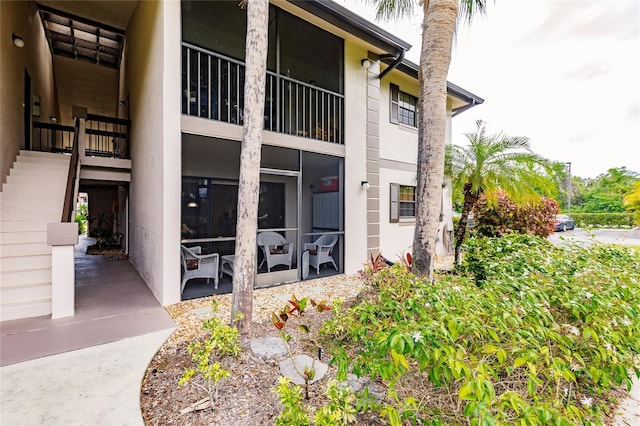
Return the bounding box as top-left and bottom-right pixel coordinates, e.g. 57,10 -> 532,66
255,169 -> 299,288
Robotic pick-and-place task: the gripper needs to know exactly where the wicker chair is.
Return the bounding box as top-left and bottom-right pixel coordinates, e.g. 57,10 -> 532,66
304,234 -> 338,274
257,231 -> 294,272
180,245 -> 219,293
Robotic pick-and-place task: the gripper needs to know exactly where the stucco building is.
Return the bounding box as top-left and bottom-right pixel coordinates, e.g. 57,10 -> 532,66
0,0 -> 482,321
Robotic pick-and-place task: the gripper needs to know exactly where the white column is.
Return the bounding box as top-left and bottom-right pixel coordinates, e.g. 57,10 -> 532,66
47,223 -> 78,319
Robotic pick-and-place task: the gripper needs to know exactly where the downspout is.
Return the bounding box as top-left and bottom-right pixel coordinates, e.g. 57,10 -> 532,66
378,50 -> 405,80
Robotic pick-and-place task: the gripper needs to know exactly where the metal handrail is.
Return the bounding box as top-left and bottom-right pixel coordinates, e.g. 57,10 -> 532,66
61,117 -> 81,222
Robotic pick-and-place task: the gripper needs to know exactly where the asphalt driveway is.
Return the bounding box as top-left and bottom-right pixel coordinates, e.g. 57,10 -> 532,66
548,227 -> 640,246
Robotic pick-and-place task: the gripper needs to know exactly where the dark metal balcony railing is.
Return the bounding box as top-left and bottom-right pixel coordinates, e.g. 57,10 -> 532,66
182,43 -> 344,144
32,122 -> 75,153
32,115 -> 130,159
85,113 -> 130,158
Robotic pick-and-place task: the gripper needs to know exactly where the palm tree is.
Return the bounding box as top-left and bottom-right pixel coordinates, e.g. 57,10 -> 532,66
231,0 -> 269,333
445,120 -> 554,263
368,0 -> 488,280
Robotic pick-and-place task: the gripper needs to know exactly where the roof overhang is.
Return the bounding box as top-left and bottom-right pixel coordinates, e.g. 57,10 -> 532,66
395,59 -> 484,116
286,0 -> 411,54
37,4 -> 125,70
294,1 -> 483,116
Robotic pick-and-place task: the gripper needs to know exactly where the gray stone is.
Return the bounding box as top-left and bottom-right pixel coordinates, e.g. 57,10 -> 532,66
307,287 -> 325,294
279,354 -> 328,385
191,306 -> 212,316
341,280 -> 361,287
338,374 -> 386,400
250,337 -> 287,359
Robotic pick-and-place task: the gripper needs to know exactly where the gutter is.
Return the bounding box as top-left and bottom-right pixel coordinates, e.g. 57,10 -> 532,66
395,59 -> 485,116
378,50 -> 405,80
287,0 -> 411,53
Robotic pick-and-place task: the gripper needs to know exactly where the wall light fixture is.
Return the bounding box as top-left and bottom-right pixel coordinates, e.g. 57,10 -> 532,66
12,34 -> 24,48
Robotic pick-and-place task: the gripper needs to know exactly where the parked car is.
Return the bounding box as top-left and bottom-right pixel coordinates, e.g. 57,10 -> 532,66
555,214 -> 575,232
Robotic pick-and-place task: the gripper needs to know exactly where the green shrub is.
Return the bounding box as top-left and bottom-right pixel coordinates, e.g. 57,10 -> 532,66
321,235 -> 640,425
473,191 -> 559,238
571,212 -> 635,228
74,203 -> 88,235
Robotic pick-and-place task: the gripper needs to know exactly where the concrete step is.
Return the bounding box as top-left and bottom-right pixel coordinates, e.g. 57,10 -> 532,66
0,187 -> 65,199
1,181 -> 67,193
0,209 -> 60,221
1,201 -> 62,215
0,282 -> 51,304
17,153 -> 70,165
0,221 -> 49,233
19,150 -> 70,160
0,299 -> 51,322
0,242 -> 51,257
3,174 -> 67,189
0,231 -> 48,244
0,254 -> 52,270
0,267 -> 51,286
0,191 -> 63,205
10,163 -> 69,175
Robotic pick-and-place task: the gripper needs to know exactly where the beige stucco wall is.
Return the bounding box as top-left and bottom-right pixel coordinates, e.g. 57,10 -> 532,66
379,72 -> 420,165
342,42 -> 370,274
379,167 -> 416,258
1,1 -> 57,183
126,0 -> 182,306
53,56 -> 119,125
376,71 -> 457,258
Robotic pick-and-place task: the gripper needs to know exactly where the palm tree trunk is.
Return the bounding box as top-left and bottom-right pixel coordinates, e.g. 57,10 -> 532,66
454,183 -> 479,264
231,0 -> 269,333
412,0 -> 459,280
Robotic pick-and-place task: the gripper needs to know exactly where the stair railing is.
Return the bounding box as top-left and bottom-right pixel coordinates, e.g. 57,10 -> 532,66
61,117 -> 82,222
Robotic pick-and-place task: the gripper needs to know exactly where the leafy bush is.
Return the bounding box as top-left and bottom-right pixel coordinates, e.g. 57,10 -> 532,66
571,213 -> 635,228
179,300 -> 241,410
321,234 -> 640,425
74,203 -> 88,235
473,191 -> 559,238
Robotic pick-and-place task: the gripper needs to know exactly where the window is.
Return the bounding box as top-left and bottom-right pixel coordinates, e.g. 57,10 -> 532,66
390,183 -> 416,222
390,83 -> 418,127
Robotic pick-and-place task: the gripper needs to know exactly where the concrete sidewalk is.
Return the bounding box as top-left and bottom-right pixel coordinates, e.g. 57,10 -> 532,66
0,328 -> 173,425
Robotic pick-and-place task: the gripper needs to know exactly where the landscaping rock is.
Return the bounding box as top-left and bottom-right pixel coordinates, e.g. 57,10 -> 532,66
338,374 -> 386,400
250,337 -> 287,359
279,354 -> 328,385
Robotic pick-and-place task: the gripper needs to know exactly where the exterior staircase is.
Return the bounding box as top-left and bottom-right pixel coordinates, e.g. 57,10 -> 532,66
0,150 -> 70,321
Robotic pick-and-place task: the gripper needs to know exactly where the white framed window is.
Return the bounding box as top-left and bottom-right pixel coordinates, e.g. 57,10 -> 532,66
390,83 -> 418,127
390,183 -> 416,222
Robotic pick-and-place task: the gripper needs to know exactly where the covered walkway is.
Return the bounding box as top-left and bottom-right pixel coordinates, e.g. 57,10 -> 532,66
0,237 -> 175,366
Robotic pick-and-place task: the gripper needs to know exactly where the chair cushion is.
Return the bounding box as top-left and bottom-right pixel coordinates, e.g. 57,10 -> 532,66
307,249 -> 317,255
270,248 -> 288,255
185,259 -> 199,270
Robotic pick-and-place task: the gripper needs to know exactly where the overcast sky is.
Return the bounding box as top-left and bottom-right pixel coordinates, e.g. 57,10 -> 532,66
340,0 -> 640,179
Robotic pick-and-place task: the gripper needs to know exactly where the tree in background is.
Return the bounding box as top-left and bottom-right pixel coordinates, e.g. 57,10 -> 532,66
369,0 -> 488,280
623,180 -> 640,225
445,120 -> 554,264
574,167 -> 638,213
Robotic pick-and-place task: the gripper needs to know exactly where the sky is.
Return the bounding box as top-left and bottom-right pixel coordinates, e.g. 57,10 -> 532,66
339,0 -> 640,179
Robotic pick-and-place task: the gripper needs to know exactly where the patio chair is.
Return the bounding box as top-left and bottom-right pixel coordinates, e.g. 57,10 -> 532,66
181,245 -> 219,293
257,231 -> 294,272
304,234 -> 338,274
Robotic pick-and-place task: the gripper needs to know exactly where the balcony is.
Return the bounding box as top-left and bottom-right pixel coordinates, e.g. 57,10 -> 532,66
32,114 -> 130,159
182,43 -> 344,144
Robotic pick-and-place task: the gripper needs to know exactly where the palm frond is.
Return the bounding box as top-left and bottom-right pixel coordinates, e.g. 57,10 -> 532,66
458,0 -> 490,24
448,120 -> 555,205
366,0 -> 416,21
